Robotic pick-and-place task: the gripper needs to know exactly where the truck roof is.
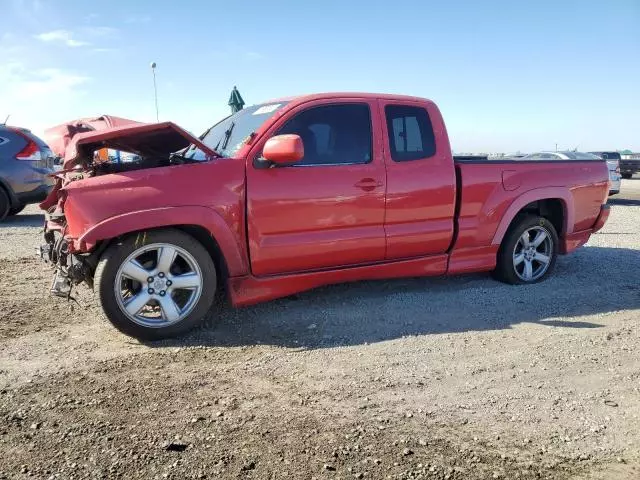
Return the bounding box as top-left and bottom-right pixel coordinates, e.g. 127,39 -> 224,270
263,92 -> 434,105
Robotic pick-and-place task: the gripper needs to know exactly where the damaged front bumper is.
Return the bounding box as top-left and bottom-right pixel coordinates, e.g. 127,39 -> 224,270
38,214 -> 94,298
36,243 -> 71,298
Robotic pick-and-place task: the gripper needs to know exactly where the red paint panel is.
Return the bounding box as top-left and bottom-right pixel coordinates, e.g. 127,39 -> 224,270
591,205 -> 610,233
562,229 -> 592,254
501,170 -> 521,191
383,218 -> 454,259
76,206 -> 248,276
245,98 -> 387,276
454,161 -> 609,251
377,99 -> 456,259
453,165 -> 507,250
447,245 -> 499,274
489,186 -> 574,246
228,254 -> 448,307
61,160 -> 248,276
570,182 -> 609,232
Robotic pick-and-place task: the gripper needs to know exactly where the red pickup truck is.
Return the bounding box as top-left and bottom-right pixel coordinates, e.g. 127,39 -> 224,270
39,93 -> 611,339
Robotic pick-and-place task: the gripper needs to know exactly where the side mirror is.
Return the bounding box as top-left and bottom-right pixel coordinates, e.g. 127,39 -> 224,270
262,134 -> 304,165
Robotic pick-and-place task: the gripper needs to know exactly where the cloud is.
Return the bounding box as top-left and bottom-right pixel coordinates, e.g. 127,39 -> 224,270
91,47 -> 118,53
1,33 -> 22,53
0,63 -> 90,101
8,0 -> 47,28
81,26 -> 117,37
10,0 -> 43,14
211,47 -> 267,62
35,29 -> 90,47
1,32 -> 16,43
244,51 -> 265,60
23,69 -> 89,97
124,14 -> 151,24
0,63 -> 91,134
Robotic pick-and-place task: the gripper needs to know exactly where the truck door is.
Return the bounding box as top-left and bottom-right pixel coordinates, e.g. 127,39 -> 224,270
378,99 -> 456,259
246,100 -> 387,276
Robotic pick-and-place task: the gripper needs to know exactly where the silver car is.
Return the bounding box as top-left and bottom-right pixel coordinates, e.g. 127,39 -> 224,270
520,151 -> 620,196
585,153 -> 621,195
0,125 -> 55,220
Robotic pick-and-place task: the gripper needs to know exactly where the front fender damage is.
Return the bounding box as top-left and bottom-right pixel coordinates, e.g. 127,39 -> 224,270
39,204 -> 102,299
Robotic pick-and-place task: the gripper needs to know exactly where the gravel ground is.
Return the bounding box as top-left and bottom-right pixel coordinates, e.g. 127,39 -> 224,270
0,180 -> 639,479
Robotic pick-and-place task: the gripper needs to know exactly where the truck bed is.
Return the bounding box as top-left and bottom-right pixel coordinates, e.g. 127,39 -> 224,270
453,156 -> 607,164
449,158 -> 609,274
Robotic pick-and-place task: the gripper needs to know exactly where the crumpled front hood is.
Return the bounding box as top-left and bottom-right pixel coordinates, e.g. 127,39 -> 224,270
63,121 -> 216,169
44,115 -> 142,158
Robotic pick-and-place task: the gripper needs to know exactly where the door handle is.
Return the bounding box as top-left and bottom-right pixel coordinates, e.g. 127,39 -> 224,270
354,178 -> 383,191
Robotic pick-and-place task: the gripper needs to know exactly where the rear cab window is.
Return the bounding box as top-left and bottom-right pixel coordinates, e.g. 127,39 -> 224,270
384,105 -> 436,162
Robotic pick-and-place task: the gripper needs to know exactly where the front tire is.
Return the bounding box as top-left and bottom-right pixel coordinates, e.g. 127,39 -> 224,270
493,215 -> 558,285
94,229 -> 217,340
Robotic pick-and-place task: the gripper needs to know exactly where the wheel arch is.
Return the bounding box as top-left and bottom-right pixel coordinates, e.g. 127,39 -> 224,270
174,224 -> 230,292
492,188 -> 574,247
79,206 -> 248,278
516,199 -> 564,237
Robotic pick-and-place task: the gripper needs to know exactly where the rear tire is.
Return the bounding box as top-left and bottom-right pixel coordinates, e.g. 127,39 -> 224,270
493,215 -> 558,285
8,204 -> 25,216
0,188 -> 9,221
94,228 -> 217,340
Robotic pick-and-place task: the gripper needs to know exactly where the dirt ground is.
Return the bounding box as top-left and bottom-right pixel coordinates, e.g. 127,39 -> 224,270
0,180 -> 639,479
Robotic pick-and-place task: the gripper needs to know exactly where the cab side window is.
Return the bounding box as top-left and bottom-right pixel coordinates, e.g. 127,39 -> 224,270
276,104 -> 372,166
385,105 -> 436,162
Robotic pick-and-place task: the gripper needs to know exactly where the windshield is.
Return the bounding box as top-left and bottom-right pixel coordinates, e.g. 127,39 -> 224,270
184,102 -> 289,160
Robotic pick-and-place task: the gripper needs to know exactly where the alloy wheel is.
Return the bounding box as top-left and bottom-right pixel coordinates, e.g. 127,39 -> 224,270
512,226 -> 553,282
114,243 -> 203,328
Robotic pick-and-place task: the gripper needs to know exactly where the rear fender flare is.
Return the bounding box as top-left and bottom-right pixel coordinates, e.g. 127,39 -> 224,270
78,206 -> 247,276
491,187 -> 574,246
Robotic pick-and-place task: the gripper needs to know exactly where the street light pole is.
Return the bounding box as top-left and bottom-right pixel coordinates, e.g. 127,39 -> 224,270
150,62 -> 159,122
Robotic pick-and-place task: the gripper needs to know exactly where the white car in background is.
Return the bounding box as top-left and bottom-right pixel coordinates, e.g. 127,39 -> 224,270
521,151 -> 620,196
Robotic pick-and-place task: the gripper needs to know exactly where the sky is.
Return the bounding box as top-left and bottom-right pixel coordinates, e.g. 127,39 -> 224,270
1,0 -> 639,153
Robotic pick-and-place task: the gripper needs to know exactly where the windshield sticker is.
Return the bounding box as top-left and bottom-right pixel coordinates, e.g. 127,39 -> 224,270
252,104 -> 281,115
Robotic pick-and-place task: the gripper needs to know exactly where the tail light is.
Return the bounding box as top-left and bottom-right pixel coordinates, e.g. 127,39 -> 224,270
9,127 -> 42,161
